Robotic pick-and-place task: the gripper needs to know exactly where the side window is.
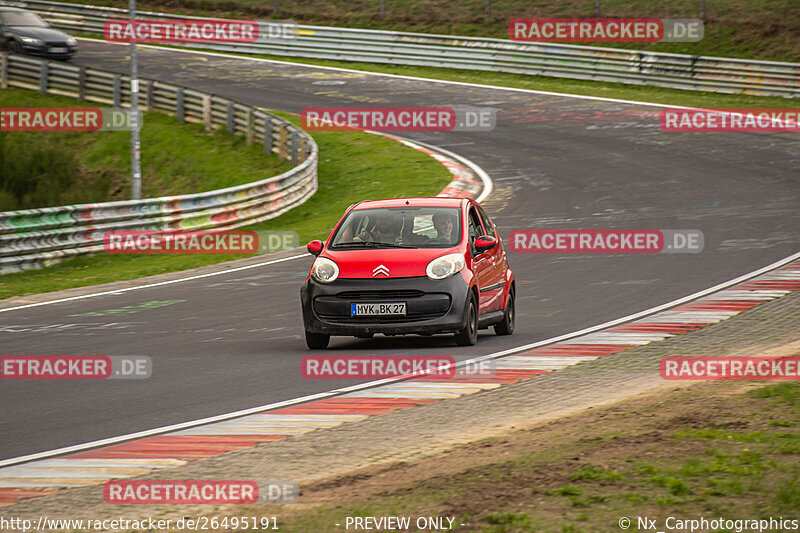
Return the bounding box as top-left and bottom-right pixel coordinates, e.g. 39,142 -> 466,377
475,205 -> 496,238
468,207 -> 483,253
336,213 -> 362,242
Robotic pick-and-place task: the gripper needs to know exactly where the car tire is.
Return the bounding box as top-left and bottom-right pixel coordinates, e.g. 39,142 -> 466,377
494,288 -> 515,336
305,330 -> 330,350
455,292 -> 478,346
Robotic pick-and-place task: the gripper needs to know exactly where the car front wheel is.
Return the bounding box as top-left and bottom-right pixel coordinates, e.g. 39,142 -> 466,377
455,292 -> 478,346
494,288 -> 515,336
305,330 -> 330,350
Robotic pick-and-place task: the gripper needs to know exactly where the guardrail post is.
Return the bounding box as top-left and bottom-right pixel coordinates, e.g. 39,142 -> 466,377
298,136 -> 307,163
39,61 -> 49,94
246,109 -> 254,145
203,95 -> 212,131
77,67 -> 86,101
290,130 -> 298,166
113,74 -> 121,107
264,117 -> 273,154
1,53 -> 8,90
176,88 -> 185,122
279,124 -> 288,160
146,81 -> 154,111
226,102 -> 234,134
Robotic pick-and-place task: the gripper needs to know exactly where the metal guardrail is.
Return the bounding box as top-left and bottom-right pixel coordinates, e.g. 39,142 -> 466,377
0,52 -> 318,274
11,0 -> 800,98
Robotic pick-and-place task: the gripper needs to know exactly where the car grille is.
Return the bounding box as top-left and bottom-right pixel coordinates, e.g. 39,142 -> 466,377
316,312 -> 444,324
313,291 -> 451,324
46,41 -> 68,46
336,290 -> 424,300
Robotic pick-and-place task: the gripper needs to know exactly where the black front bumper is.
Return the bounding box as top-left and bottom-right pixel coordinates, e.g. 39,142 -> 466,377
20,43 -> 76,59
301,275 -> 471,336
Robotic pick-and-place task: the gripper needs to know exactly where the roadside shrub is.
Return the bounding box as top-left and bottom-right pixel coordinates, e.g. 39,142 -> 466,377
0,133 -> 79,210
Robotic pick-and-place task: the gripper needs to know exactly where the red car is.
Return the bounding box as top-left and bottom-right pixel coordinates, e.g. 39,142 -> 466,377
300,197 -> 515,349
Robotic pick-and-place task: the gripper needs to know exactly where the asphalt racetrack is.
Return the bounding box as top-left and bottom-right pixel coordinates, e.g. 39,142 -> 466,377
1,40 -> 798,461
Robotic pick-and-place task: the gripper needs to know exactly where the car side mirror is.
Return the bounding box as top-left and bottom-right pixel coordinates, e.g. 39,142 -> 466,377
474,235 -> 497,253
307,240 -> 324,256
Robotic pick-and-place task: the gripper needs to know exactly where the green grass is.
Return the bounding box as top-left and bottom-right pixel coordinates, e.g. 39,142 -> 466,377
485,511 -> 533,532
0,89 -> 292,210
61,0 -> 800,62
749,382 -> 800,406
0,105 -> 451,299
568,464 -> 625,482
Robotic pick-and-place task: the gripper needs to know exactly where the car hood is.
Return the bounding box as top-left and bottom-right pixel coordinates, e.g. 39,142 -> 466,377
7,26 -> 72,42
324,247 -> 459,279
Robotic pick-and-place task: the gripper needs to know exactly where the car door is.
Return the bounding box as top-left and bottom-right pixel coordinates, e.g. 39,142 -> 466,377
475,204 -> 505,312
468,206 -> 495,315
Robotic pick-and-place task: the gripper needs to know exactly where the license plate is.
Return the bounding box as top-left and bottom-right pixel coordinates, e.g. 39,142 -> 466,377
49,47 -> 67,53
351,302 -> 406,316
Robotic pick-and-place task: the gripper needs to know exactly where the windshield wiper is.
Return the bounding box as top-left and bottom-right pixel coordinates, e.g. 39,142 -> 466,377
334,241 -> 415,248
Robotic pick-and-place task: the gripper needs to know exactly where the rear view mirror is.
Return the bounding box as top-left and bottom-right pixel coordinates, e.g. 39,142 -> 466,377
307,240 -> 324,256
474,235 -> 497,253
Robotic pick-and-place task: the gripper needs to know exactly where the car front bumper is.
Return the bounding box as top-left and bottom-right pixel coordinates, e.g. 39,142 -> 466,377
19,42 -> 76,58
301,275 -> 471,336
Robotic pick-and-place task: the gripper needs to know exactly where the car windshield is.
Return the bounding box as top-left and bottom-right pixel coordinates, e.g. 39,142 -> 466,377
330,206 -> 461,249
0,11 -> 49,27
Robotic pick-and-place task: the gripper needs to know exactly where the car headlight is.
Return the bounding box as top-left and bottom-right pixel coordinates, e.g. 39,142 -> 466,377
19,37 -> 43,45
310,257 -> 339,283
67,37 -> 77,46
426,253 -> 465,280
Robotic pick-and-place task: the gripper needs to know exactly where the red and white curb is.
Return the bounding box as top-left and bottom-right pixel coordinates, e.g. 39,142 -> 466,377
1,258 -> 798,506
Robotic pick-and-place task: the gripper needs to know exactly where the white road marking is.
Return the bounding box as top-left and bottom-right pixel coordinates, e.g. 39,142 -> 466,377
0,254 -> 309,314
706,290 -> 789,300
343,387 -> 466,400
0,481 -> 90,488
758,271 -> 800,280
559,332 -> 674,344
636,311 -> 741,323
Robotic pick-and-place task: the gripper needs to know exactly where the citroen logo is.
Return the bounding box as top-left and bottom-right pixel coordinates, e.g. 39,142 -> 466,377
372,264 -> 390,277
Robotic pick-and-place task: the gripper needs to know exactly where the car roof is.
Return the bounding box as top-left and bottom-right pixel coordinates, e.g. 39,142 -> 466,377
350,197 -> 467,210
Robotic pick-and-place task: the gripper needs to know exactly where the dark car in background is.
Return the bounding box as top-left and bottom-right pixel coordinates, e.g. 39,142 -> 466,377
0,7 -> 77,60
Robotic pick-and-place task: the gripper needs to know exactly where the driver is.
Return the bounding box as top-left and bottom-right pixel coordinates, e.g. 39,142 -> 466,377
355,212 -> 400,243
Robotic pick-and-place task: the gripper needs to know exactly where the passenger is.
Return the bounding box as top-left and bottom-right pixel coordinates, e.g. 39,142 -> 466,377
430,211 -> 456,244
